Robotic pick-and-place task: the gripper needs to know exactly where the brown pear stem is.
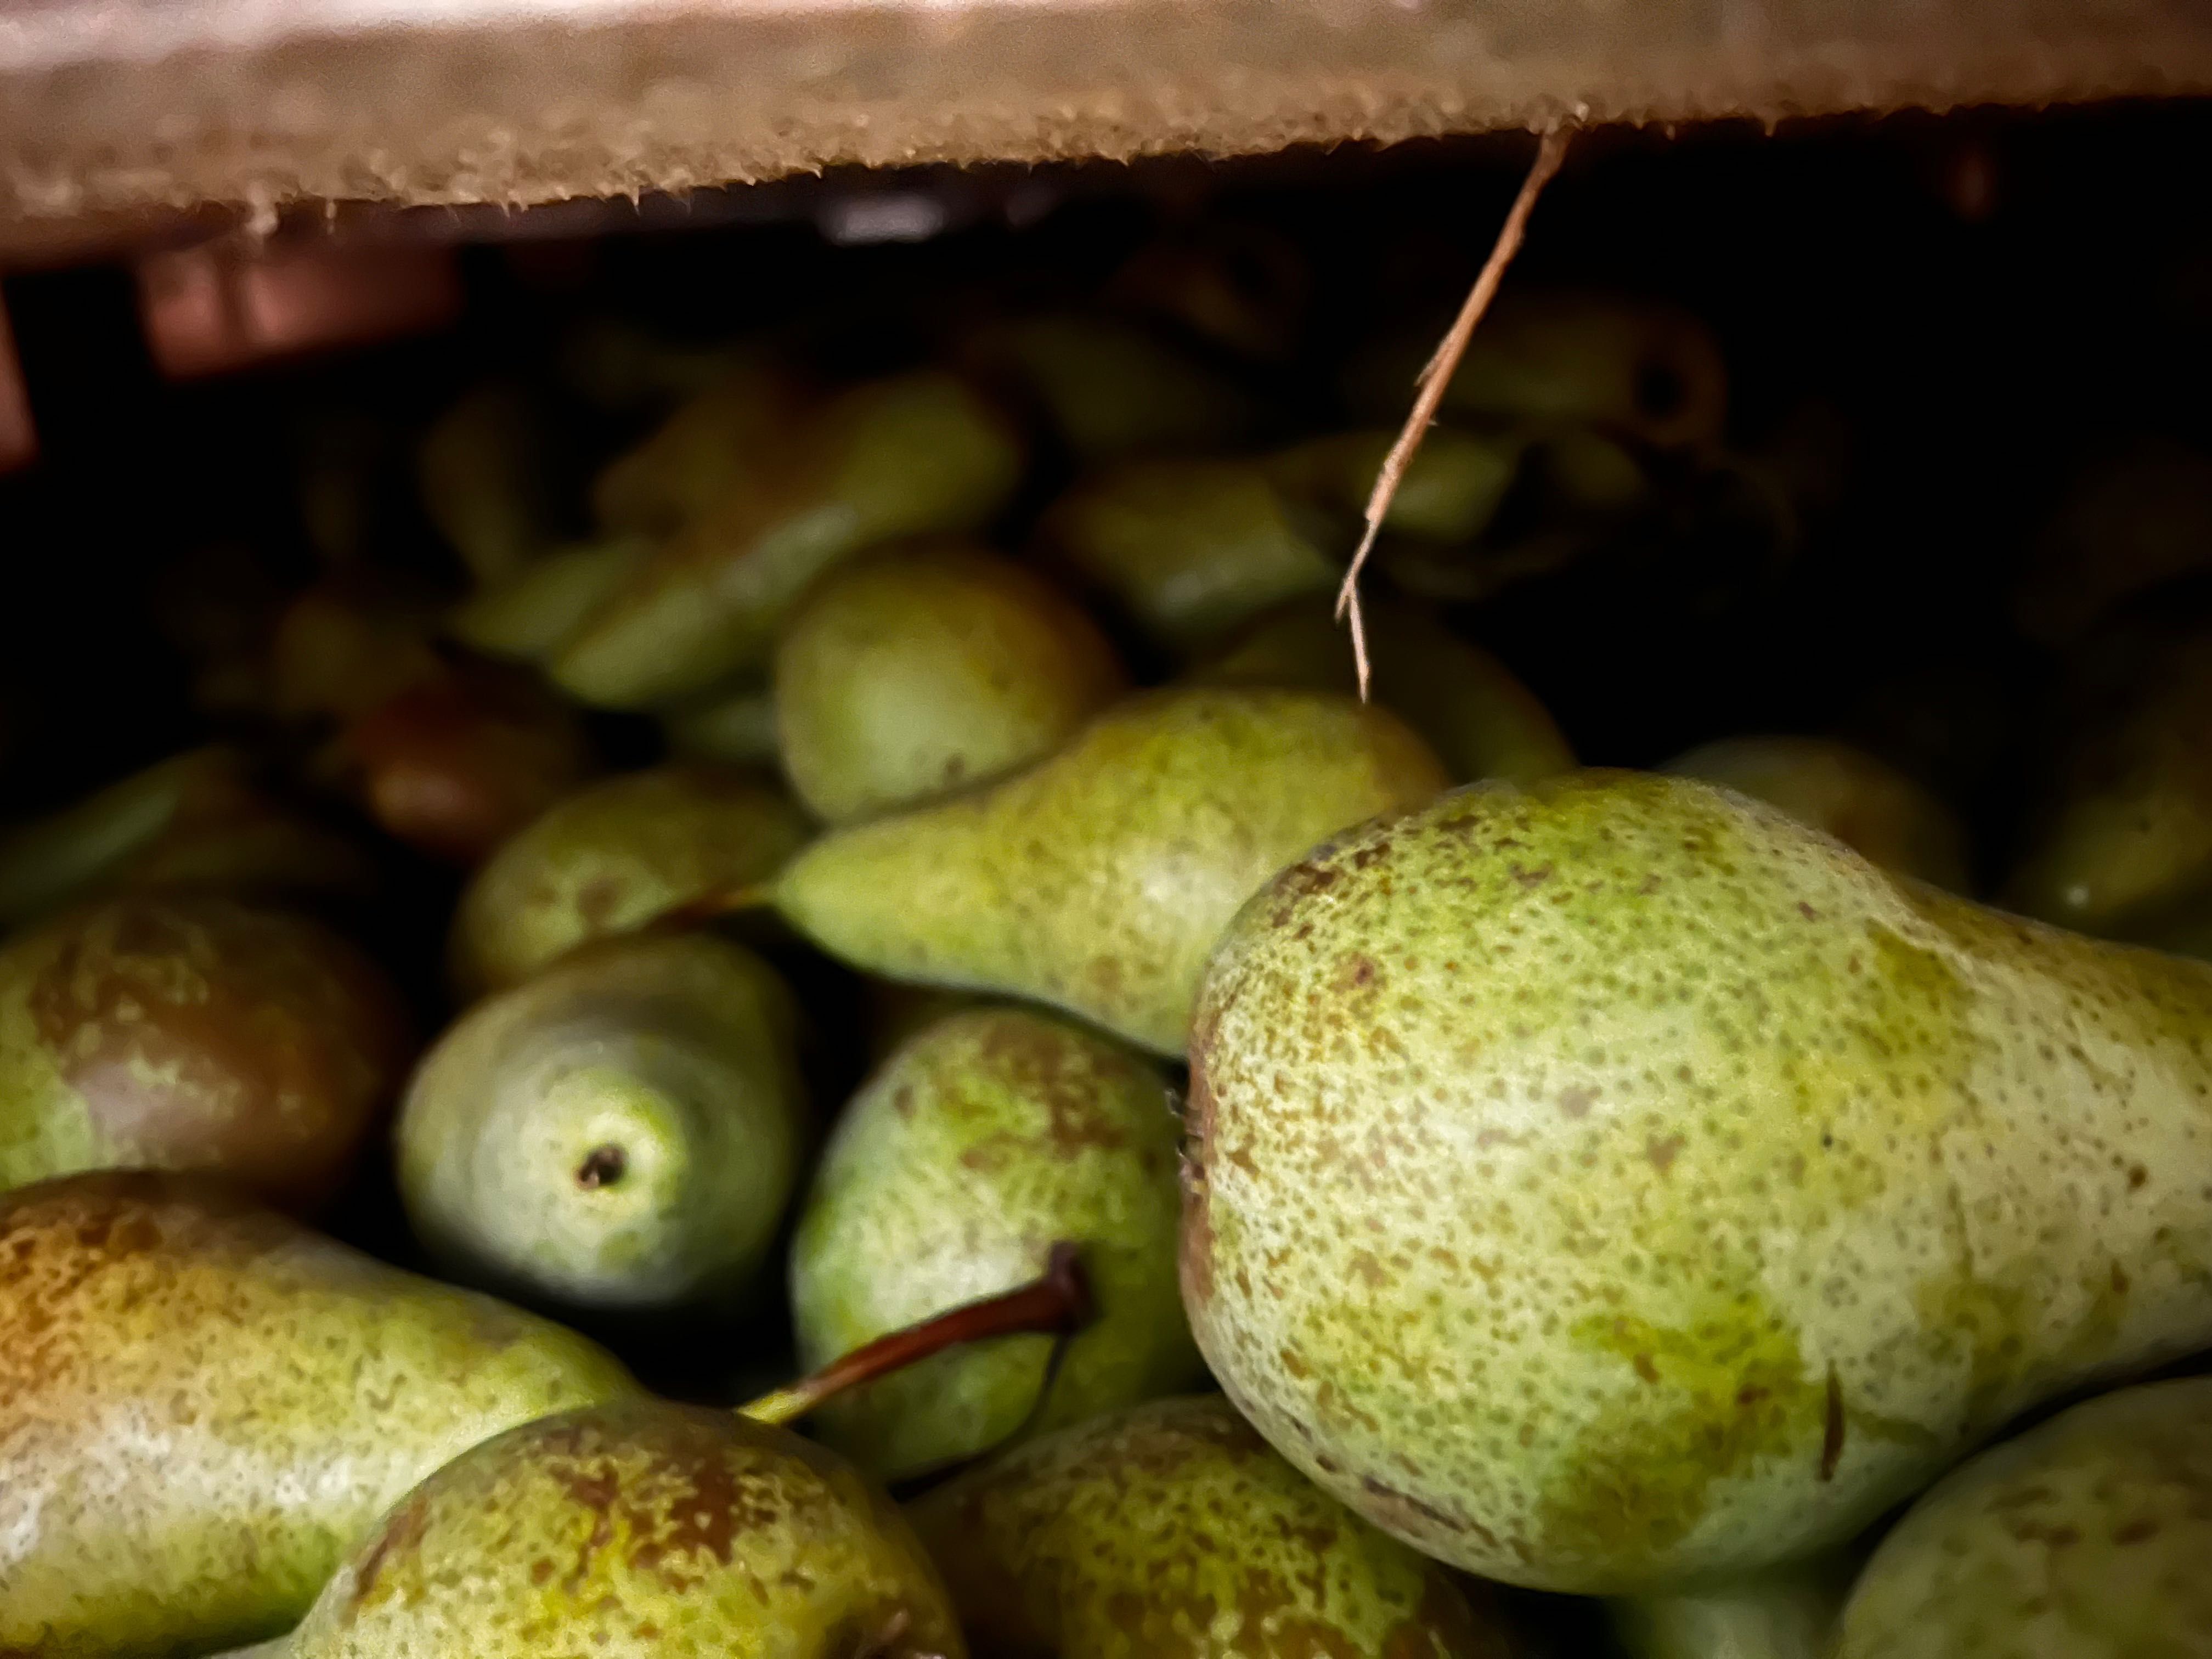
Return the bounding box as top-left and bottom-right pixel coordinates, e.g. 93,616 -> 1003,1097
740,1243 -> 1092,1427
648,879 -> 778,930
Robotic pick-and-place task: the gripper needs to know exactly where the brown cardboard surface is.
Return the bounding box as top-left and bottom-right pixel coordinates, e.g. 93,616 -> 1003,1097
0,0 -> 2206,245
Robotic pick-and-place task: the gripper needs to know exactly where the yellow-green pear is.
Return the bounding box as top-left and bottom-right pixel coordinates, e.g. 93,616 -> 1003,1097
398,933 -> 806,1315
446,535 -> 651,666
555,372 -> 1024,709
1194,595 -> 1574,783
449,764 -> 810,998
1265,427 -> 1526,544
790,1005 -> 1200,1481
770,687 -> 1448,1054
774,543 -> 1126,822
1664,735 -> 1970,891
907,1395 -> 1521,1659
1836,1377 -> 2212,1657
590,352 -> 806,536
282,1400 -> 966,1659
0,1172 -> 636,1658
1040,460 -> 1339,657
970,312 -> 1254,461
1186,771 -> 2212,1593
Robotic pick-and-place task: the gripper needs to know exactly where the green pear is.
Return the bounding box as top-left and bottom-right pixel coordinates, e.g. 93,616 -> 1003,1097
774,542 -> 1126,823
1265,427 -> 1526,544
789,1005 -> 1200,1481
555,371 -> 1025,709
1040,460 -> 1340,657
1607,1555 -> 1857,1659
0,895 -> 411,1209
0,747 -> 372,929
447,535 -> 652,666
771,687 -> 1449,1054
416,381 -> 566,586
398,933 -> 805,1316
906,1395 -> 1520,1659
283,1399 -> 966,1659
970,313 -> 1254,461
590,352 -> 805,537
1833,1378 -> 2212,1656
662,682 -> 781,767
1664,736 -> 1970,891
2013,441 -> 2212,645
1184,771 -> 2212,1593
0,1172 -> 636,1658
1194,595 -> 1575,784
449,764 -> 811,998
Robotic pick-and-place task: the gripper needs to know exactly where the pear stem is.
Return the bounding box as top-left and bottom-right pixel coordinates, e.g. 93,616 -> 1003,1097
649,879 -> 778,929
740,1243 -> 1092,1427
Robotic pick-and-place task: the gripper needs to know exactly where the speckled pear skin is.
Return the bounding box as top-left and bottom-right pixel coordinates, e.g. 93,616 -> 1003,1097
773,542 -> 1126,823
0,895 -> 413,1210
0,1172 -> 637,1659
1666,735 -> 1971,893
285,1400 -> 967,1659
774,687 -> 1449,1055
449,763 -> 811,998
1183,771 -> 2212,1594
790,1005 -> 1201,1481
906,1395 -> 1519,1659
399,933 -> 806,1316
1837,1378 -> 2212,1658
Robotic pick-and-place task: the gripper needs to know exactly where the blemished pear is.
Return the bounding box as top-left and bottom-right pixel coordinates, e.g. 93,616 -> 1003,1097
1833,1377 -> 2212,1657
907,1395 -> 1521,1659
0,1172 -> 636,1659
1184,771 -> 2212,1593
0,895 -> 411,1210
399,933 -> 807,1316
771,686 -> 1449,1054
283,1400 -> 966,1659
1664,735 -> 1970,891
789,1005 -> 1201,1481
449,763 -> 811,998
774,543 -> 1125,823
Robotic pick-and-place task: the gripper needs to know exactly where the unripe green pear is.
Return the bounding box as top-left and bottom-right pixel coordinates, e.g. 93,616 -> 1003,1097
399,933 -> 806,1316
1607,1554 -> 1855,1659
1265,427 -> 1525,544
0,1172 -> 636,1658
771,687 -> 1449,1054
284,1400 -> 965,1659
907,1395 -> 1520,1659
774,543 -> 1126,823
416,381 -> 566,586
790,1005 -> 1199,1481
967,313 -> 1254,461
449,764 -> 810,998
590,353 -> 807,537
1835,1377 -> 2212,1657
1185,771 -> 2212,1593
0,895 -> 411,1209
447,535 -> 652,666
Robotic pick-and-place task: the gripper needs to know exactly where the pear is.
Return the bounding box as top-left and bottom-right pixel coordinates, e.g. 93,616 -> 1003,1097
449,764 -> 811,998
398,933 -> 805,1316
447,534 -> 652,667
266,574 -> 445,726
906,1395 -> 1519,1659
1039,460 -> 1339,657
968,312 -> 1254,461
1664,736 -> 1970,891
590,352 -> 806,537
1108,224 -> 1310,360
1265,427 -> 1526,545
555,371 -> 1025,709
416,381 -> 566,586
282,1399 -> 966,1659
771,686 -> 1448,1054
2012,440 -> 2212,645
0,747 -> 372,929
663,681 -> 782,766
774,543 -> 1126,823
1833,1377 -> 2212,1656
789,1005 -> 1199,1481
0,1172 -> 636,1658
1184,771 -> 2212,1593
1194,595 -> 1575,784
1607,1555 -> 1856,1659
0,895 -> 411,1209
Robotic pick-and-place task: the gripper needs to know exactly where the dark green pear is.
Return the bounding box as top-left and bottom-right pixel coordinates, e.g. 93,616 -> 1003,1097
789,1005 -> 1200,1481
1184,772 -> 2212,1593
399,933 -> 806,1315
0,1172 -> 636,1658
1265,427 -> 1525,544
416,381 -> 565,587
907,1395 -> 1521,1659
1040,459 -> 1339,657
774,542 -> 1126,823
590,352 -> 805,537
1194,595 -> 1575,784
1108,223 -> 1310,360
447,534 -> 652,666
0,895 -> 411,1209
282,1400 -> 966,1659
969,312 -> 1254,461
555,371 -> 1025,709
1607,1555 -> 1856,1659
449,764 -> 810,998
2013,441 -> 2212,645
1664,735 -> 1970,891
663,682 -> 781,767
770,686 -> 1449,1054
1835,1378 -> 2212,1657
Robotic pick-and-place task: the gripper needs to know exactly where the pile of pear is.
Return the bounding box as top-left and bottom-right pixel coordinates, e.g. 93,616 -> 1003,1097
3,267 -> 2211,1659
